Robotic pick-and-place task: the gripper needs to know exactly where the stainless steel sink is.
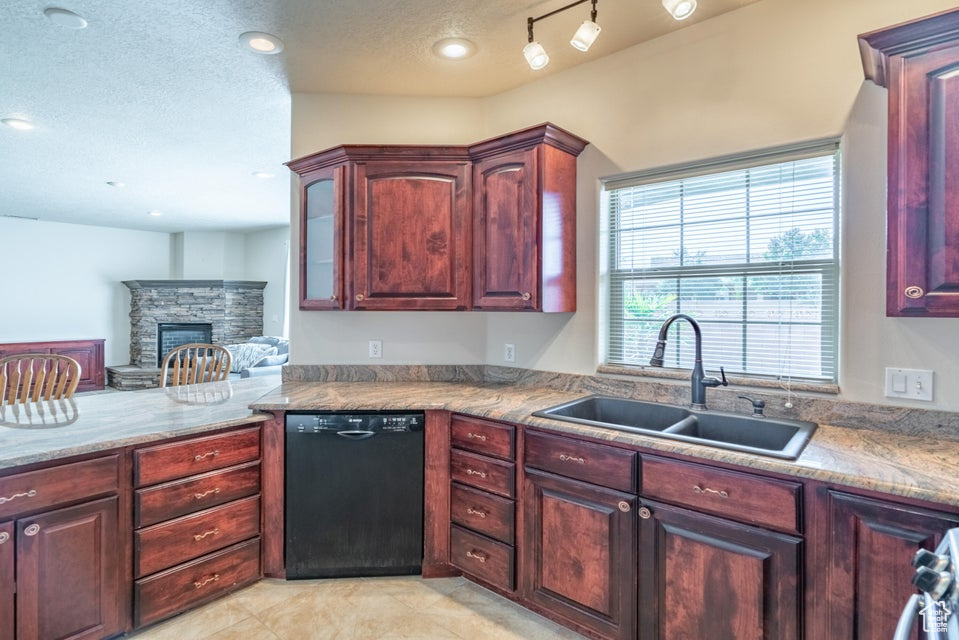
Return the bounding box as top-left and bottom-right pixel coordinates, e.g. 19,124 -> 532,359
533,395 -> 817,460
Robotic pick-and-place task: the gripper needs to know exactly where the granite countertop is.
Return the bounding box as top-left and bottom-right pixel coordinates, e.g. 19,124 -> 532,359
3,376 -> 956,509
252,380 -> 959,508
0,376 -> 280,470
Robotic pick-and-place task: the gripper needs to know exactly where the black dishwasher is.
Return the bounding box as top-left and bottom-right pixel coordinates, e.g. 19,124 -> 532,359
284,411 -> 424,579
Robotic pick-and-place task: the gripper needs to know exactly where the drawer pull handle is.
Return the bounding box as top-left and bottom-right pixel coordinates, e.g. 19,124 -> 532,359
466,507 -> 488,519
0,532 -> 8,544
0,489 -> 37,504
559,454 -> 586,464
466,550 -> 488,563
24,524 -> 40,537
194,450 -> 220,461
193,574 -> 221,589
693,485 -> 729,498
467,432 -> 488,441
194,488 -> 221,500
193,528 -> 220,541
465,469 -> 488,479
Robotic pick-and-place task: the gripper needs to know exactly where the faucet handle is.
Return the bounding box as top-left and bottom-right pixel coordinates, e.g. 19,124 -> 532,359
738,395 -> 766,417
719,367 -> 728,387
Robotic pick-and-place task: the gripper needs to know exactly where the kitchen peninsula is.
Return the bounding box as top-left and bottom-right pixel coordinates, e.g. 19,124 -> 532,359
2,374 -> 958,639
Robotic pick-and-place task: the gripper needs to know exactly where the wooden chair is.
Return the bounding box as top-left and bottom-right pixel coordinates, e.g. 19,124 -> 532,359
0,353 -> 81,404
160,343 -> 232,387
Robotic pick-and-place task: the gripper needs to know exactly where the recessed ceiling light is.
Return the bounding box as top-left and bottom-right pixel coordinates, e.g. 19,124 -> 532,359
239,31 -> 284,54
43,7 -> 88,29
148,210 -> 162,217
252,171 -> 275,179
106,181 -> 125,188
2,118 -> 34,131
432,38 -> 476,60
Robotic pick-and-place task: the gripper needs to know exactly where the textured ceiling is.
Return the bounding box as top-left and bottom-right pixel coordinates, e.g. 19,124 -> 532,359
0,0 -> 757,233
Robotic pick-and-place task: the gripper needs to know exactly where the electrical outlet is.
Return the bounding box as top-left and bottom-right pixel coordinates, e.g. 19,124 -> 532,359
368,339 -> 382,359
504,343 -> 516,363
884,367 -> 933,401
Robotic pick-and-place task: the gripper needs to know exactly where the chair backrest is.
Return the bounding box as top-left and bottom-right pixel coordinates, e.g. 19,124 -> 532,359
160,343 -> 232,387
0,354 -> 82,404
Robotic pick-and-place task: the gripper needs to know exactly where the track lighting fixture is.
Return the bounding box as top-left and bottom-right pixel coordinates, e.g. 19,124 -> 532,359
524,0 -> 599,70
524,0 -> 697,70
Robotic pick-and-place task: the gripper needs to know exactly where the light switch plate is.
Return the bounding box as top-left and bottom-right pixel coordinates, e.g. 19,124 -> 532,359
884,367 -> 933,401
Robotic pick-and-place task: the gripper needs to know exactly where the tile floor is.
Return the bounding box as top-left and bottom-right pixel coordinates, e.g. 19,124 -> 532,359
126,576 -> 587,639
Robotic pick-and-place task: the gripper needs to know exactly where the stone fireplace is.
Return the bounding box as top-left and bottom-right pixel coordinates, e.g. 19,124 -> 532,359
107,280 -> 266,390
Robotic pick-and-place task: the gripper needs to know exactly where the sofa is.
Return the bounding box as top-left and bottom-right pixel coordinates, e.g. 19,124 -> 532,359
223,336 -> 289,379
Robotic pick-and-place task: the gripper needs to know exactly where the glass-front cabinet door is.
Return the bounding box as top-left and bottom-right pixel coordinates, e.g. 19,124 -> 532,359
299,164 -> 345,309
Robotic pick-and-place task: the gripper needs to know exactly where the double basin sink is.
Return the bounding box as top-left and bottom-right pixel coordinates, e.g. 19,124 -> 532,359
532,395 -> 817,460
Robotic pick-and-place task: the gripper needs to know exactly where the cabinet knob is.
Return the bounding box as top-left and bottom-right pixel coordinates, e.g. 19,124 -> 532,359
521,292 -> 531,301
0,532 -> 8,544
24,524 -> 40,537
355,294 -> 365,302
904,286 -> 924,299
330,295 -> 337,302
617,501 -> 631,513
638,506 -> 652,520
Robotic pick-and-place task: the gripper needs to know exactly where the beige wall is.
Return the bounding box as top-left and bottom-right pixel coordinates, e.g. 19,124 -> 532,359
289,0 -> 959,410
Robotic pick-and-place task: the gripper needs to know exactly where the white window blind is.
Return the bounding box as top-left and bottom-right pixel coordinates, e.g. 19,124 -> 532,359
605,142 -> 840,383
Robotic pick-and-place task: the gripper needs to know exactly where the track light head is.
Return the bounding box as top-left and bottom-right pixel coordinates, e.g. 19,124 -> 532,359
524,40 -> 550,70
570,20 -> 601,52
663,0 -> 698,20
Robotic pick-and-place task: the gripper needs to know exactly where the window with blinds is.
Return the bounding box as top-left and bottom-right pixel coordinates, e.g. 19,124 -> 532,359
604,142 -> 840,382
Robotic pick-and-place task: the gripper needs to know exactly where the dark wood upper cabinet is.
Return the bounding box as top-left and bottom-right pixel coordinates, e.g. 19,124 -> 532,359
470,125 -> 586,311
286,123 -> 587,311
860,8 -> 959,316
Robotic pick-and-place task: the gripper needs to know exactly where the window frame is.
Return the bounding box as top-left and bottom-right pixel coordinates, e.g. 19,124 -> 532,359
602,140 -> 841,384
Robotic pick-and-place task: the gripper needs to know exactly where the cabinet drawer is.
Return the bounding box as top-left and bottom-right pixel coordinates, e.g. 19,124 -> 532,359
134,427 -> 260,487
525,430 -> 636,493
135,495 -> 260,578
451,415 -> 515,460
0,455 -> 118,520
641,455 -> 801,533
135,461 -> 261,528
450,525 -> 514,591
134,537 -> 260,629
451,482 -> 514,544
451,449 -> 515,498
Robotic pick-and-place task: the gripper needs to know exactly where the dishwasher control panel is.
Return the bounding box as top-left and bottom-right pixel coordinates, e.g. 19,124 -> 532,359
286,411 -> 424,433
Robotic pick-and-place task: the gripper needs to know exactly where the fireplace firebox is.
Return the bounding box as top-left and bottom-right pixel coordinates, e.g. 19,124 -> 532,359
156,322 -> 213,367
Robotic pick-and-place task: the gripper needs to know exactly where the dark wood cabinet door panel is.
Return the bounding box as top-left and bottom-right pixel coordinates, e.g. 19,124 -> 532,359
638,499 -> 801,640
472,148 -> 539,310
135,461 -> 260,527
0,521 -> 12,640
135,538 -> 261,629
352,162 -> 471,310
133,427 -> 260,487
0,339 -> 104,391
135,495 -> 260,578
821,490 -> 959,640
860,10 -> 959,315
524,468 -> 636,640
16,497 -> 121,640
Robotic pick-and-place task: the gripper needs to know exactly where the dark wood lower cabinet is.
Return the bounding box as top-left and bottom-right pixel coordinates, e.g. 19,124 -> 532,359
523,468 -> 636,640
0,521 -> 13,640
16,497 -> 121,640
638,499 -> 802,640
819,490 -> 959,639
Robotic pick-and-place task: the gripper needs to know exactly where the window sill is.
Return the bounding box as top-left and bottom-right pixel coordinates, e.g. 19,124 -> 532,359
596,364 -> 840,396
